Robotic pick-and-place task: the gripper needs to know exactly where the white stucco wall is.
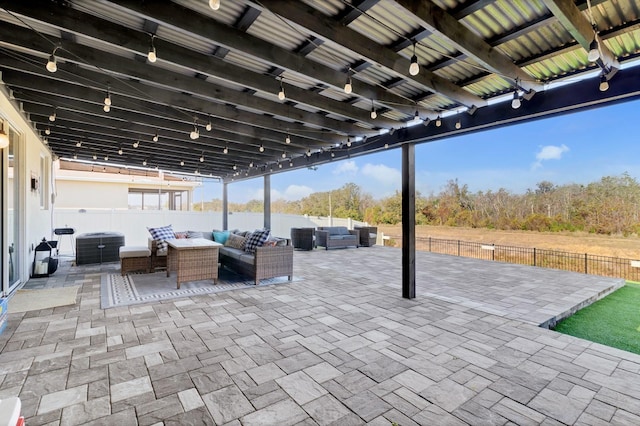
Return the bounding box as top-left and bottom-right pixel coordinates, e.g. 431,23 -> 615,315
1,86 -> 54,290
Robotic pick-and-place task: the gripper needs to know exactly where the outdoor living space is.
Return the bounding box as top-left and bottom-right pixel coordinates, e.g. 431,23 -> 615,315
2,246 -> 639,425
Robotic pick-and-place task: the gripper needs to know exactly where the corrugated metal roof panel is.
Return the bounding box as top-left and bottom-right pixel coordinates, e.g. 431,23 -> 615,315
172,0 -> 244,27
246,10 -> 309,51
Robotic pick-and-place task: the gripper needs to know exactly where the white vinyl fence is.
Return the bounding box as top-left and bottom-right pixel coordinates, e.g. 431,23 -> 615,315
51,209 -> 365,251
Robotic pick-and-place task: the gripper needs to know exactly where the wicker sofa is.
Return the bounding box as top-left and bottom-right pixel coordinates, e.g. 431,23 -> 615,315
315,226 -> 359,250
149,230 -> 293,285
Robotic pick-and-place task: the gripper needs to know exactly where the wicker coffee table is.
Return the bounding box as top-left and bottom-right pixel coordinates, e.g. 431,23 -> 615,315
166,239 -> 222,289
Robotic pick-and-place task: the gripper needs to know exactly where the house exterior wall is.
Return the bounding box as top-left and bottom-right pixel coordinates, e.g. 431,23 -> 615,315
55,180 -> 128,209
1,86 -> 54,293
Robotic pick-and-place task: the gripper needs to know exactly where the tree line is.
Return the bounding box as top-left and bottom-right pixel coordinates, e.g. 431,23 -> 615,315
195,173 -> 640,235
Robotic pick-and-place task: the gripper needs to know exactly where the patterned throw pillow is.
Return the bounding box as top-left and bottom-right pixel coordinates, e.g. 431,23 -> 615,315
244,229 -> 270,253
147,225 -> 175,252
175,232 -> 188,239
225,233 -> 246,250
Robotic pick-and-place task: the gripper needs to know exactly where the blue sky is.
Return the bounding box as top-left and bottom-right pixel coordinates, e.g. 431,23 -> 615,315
194,96 -> 640,204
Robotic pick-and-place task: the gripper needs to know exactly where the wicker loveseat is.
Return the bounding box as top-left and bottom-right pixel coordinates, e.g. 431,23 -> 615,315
149,229 -> 293,285
315,226 -> 359,250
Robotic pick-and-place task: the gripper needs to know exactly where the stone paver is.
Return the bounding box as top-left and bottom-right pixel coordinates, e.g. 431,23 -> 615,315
0,247 -> 634,425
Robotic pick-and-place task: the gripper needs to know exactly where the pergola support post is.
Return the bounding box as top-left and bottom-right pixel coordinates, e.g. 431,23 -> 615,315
264,174 -> 271,230
402,143 -> 416,299
222,182 -> 228,231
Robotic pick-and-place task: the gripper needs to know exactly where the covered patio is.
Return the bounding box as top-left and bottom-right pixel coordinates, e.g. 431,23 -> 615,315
3,246 -> 635,425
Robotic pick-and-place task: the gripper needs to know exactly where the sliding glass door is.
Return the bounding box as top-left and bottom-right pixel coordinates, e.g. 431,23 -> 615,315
5,127 -> 20,293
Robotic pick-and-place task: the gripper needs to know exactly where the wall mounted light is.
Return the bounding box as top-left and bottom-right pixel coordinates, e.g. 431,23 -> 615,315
409,42 -> 419,76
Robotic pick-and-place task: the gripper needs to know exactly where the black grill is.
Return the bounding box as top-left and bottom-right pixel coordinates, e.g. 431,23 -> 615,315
54,227 -> 75,235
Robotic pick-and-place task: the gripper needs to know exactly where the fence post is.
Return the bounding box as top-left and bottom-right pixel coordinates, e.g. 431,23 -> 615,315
585,253 -> 588,274
533,248 -> 536,267
428,237 -> 431,252
457,240 -> 460,256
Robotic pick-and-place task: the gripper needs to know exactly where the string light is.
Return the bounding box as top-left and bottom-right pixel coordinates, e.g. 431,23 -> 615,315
285,135 -> 291,144
45,127 -> 51,135
103,104 -> 110,113
599,74 -> 609,91
180,160 -> 184,166
435,116 -> 442,127
104,90 -> 111,106
143,159 -> 147,166
409,42 -> 419,76
152,133 -> 159,142
92,154 -> 97,160
259,144 -> 265,152
206,119 -> 212,131
370,99 -> 377,119
346,137 -> 351,148
455,119 -> 461,129
209,0 -> 220,10
278,79 -> 285,100
189,122 -> 199,139
223,146 -> 228,154
104,155 -> 109,161
511,91 -> 521,109
118,148 -> 123,155
147,35 -> 157,63
344,74 -> 352,94
200,154 -> 205,162
46,47 -> 58,73
73,153 -> 77,159
233,164 -> 237,170
49,108 -> 56,122
281,151 -> 286,158
306,149 -> 312,157
588,34 -> 600,62
133,140 -> 139,148
76,141 -> 82,147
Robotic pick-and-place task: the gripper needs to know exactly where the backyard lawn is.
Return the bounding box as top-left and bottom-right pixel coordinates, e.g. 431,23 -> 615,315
554,281 -> 640,355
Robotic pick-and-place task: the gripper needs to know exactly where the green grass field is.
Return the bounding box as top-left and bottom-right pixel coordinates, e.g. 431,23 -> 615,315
554,281 -> 640,355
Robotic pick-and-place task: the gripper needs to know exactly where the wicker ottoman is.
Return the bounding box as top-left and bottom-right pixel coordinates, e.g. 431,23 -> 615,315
119,246 -> 151,276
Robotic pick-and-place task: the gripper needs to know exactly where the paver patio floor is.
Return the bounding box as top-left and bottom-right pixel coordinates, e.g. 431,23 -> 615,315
1,246 -> 637,425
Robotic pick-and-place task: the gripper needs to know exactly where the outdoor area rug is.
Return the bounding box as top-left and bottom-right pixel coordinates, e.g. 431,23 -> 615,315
9,286 -> 80,313
101,269 -> 298,309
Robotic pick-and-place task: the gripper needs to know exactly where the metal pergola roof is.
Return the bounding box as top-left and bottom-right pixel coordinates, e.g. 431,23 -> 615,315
1,0 -> 639,183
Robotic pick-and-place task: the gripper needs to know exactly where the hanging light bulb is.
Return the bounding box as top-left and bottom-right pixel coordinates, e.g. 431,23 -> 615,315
143,159 -> 147,166
104,91 -> 111,106
189,125 -> 199,140
279,163 -> 283,169
76,141 -> 82,148
306,149 -> 312,157
455,119 -> 461,130
587,38 -> 600,62
278,80 -> 285,100
206,120 -> 212,131
49,109 -> 56,122
344,75 -> 352,94
92,154 -> 97,160
346,137 -> 351,148
281,151 -> 286,159
147,35 -> 157,63
133,140 -> 139,148
200,154 -> 205,162
599,74 -> 609,92
209,0 -> 220,10
45,127 -> 51,135
73,153 -> 77,160
103,104 -> 111,113
413,110 -> 420,124
233,164 -> 237,170
435,116 -> 442,127
180,160 -> 184,166
409,42 -> 419,76
370,99 -> 377,119
249,162 -> 254,168
259,144 -> 265,152
223,146 -> 228,154
384,143 -> 389,149
152,133 -> 159,142
46,48 -> 58,73
285,135 -> 291,144
104,155 -> 109,161
331,151 -> 335,158
511,91 -> 521,109
118,148 -> 123,155
43,138 -> 48,145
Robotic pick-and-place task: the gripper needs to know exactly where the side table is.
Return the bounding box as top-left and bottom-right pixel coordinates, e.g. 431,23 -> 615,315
166,239 -> 222,288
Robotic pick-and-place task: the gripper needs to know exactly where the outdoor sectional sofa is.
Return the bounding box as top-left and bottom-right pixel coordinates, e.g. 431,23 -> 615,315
315,226 -> 359,250
148,229 -> 293,285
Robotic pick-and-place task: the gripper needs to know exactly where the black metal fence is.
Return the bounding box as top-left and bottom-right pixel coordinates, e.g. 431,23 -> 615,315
384,235 -> 640,282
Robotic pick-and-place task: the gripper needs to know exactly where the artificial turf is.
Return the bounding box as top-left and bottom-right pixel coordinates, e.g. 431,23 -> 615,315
553,281 -> 640,355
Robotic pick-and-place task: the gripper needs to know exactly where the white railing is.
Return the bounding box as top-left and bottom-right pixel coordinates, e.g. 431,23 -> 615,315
52,208 -> 365,248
